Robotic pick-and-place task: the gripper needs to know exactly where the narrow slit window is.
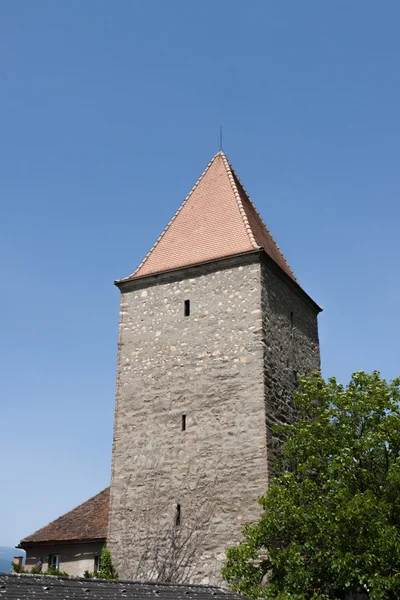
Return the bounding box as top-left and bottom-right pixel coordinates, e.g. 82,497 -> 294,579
293,370 -> 298,388
175,503 -> 181,527
184,300 -> 190,317
182,414 -> 186,431
290,311 -> 294,329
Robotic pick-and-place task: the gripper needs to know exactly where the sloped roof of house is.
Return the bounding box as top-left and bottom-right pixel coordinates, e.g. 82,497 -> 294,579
118,151 -> 296,283
0,574 -> 249,600
19,487 -> 109,545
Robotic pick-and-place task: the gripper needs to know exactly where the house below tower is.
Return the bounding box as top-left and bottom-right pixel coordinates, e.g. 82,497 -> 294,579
17,488 -> 109,577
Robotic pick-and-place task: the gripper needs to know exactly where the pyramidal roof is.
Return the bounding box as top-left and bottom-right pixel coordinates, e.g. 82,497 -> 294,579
119,151 -> 296,283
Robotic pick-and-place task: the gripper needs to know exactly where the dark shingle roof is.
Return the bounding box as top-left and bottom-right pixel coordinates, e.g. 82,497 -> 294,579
0,574 -> 248,600
19,487 -> 109,544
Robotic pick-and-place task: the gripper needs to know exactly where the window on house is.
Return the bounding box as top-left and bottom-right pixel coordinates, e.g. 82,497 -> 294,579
94,555 -> 101,572
49,555 -> 60,570
181,414 -> 186,431
184,300 -> 190,317
175,503 -> 181,527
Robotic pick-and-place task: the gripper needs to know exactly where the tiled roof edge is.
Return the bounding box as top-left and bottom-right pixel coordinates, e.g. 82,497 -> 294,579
220,152 -> 259,250
224,155 -> 297,283
118,152 -> 222,283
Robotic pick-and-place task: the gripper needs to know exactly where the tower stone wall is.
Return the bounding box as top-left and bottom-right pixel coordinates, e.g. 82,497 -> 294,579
108,252 -> 320,584
260,258 -> 320,475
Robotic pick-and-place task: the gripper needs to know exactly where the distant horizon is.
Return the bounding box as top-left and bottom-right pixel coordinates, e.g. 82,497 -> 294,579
0,547 -> 25,575
0,547 -> 25,554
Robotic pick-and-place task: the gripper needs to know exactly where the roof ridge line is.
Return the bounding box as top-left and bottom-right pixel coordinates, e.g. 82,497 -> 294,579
220,152 -> 259,251
119,153 -> 221,282
224,155 -> 297,282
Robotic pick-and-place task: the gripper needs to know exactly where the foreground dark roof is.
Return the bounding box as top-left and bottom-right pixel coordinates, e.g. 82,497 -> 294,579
0,574 -> 248,600
19,487 -> 110,545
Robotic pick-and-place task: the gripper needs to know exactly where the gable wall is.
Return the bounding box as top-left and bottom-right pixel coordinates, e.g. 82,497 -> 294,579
24,542 -> 104,577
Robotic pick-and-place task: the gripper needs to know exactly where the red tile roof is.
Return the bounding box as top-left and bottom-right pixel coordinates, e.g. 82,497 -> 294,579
20,488 -> 109,544
118,151 -> 296,283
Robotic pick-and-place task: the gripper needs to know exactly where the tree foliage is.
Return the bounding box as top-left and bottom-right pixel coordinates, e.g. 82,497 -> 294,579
222,371 -> 400,600
29,566 -> 69,576
99,546 -> 118,580
12,562 -> 22,573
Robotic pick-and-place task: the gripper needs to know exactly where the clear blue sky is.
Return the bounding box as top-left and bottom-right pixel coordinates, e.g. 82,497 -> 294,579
1,1 -> 400,548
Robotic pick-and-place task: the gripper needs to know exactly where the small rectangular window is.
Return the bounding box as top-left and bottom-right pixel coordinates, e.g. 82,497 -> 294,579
175,503 -> 181,527
184,300 -> 190,317
181,414 -> 186,431
49,555 -> 60,570
290,311 -> 294,329
293,370 -> 298,388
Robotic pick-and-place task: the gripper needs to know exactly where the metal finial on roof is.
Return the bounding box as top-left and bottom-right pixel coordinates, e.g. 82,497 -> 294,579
219,125 -> 223,151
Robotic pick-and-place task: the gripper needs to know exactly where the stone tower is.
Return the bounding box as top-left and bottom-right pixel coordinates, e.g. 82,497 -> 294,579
108,151 -> 321,584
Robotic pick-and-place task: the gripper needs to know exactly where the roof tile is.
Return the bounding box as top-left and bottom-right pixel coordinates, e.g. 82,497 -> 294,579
118,151 -> 296,283
20,487 -> 109,544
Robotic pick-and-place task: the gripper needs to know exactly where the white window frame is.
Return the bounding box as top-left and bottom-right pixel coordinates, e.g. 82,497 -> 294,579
49,554 -> 60,570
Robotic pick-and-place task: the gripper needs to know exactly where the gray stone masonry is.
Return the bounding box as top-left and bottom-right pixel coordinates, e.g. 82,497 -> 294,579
108,252 -> 320,585
260,259 -> 320,475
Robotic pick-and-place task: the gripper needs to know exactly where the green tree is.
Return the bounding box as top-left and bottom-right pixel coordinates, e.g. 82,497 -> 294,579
222,371 -> 400,600
98,546 -> 118,580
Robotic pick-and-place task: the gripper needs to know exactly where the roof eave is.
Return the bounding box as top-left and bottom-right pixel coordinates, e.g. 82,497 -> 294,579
259,250 -> 322,313
18,537 -> 106,549
114,249 -> 262,288
115,248 -> 322,313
